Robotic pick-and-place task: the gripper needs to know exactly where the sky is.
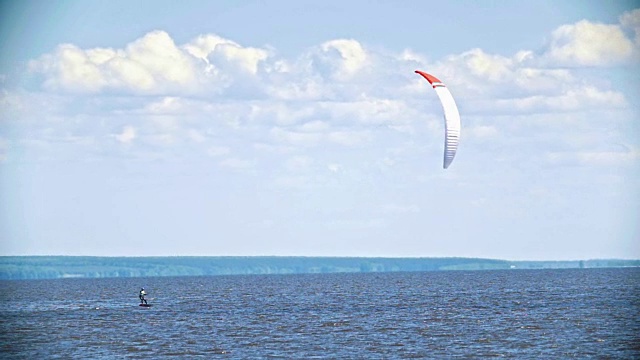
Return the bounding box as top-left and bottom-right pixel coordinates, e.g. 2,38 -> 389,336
0,0 -> 639,260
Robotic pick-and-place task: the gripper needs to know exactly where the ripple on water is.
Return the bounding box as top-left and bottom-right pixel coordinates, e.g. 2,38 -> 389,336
1,269 -> 639,358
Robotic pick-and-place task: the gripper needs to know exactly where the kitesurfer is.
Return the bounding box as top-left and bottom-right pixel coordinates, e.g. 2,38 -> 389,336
139,288 -> 147,304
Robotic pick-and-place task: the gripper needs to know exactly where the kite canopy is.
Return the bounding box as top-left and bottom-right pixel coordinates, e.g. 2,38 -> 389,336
415,70 -> 461,169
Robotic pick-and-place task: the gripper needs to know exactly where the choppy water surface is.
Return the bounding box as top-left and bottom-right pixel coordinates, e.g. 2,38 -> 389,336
1,268 -> 638,358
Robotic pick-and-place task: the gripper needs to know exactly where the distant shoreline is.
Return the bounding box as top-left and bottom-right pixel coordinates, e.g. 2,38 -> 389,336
1,256 -> 638,280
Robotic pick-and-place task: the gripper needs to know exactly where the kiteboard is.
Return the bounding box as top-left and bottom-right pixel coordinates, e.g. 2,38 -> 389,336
139,303 -> 152,307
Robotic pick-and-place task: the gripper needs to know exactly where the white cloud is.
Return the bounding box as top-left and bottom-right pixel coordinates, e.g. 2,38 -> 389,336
620,9 -> 640,46
31,31 -> 201,93
144,97 -> 186,114
30,44 -> 109,93
456,48 -> 513,83
147,133 -> 176,146
323,99 -> 415,126
533,11 -> 640,68
429,46 -> 628,116
327,163 -> 342,173
270,127 -> 323,147
29,30 -> 271,95
318,39 -> 369,81
184,34 -> 269,75
297,120 -> 330,132
327,130 -> 372,147
249,102 -> 316,126
511,68 -> 575,94
186,129 -> 206,143
466,125 -> 499,140
124,31 -> 197,85
485,86 -> 627,113
0,138 -> 8,162
115,125 -> 136,144
543,20 -> 634,66
265,78 -> 328,101
546,149 -> 640,167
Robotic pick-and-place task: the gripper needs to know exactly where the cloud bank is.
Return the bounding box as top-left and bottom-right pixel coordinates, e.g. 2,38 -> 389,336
1,9 -> 636,173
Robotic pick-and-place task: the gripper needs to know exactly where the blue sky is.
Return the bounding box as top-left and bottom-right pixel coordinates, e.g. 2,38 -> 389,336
1,1 -> 638,259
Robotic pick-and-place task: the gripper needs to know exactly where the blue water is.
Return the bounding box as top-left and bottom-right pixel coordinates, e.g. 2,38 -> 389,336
1,268 -> 638,358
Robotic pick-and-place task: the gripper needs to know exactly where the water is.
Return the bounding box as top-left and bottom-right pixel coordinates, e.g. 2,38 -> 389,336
1,268 -> 638,359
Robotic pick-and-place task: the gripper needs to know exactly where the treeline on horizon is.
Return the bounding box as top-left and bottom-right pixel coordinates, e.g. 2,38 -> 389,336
0,256 -> 638,280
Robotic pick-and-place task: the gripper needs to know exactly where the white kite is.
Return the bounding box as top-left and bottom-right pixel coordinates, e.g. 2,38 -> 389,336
415,70 -> 461,169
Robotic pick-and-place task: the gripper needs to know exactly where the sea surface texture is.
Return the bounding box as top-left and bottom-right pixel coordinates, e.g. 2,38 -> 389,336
1,268 -> 638,358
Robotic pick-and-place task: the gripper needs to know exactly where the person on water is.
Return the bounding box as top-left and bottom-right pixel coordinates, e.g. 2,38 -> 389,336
139,288 -> 147,304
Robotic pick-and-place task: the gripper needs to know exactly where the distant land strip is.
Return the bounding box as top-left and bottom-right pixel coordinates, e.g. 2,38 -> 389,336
0,256 -> 638,280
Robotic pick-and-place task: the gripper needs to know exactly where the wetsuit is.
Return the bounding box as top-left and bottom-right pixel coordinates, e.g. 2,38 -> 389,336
139,289 -> 147,304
